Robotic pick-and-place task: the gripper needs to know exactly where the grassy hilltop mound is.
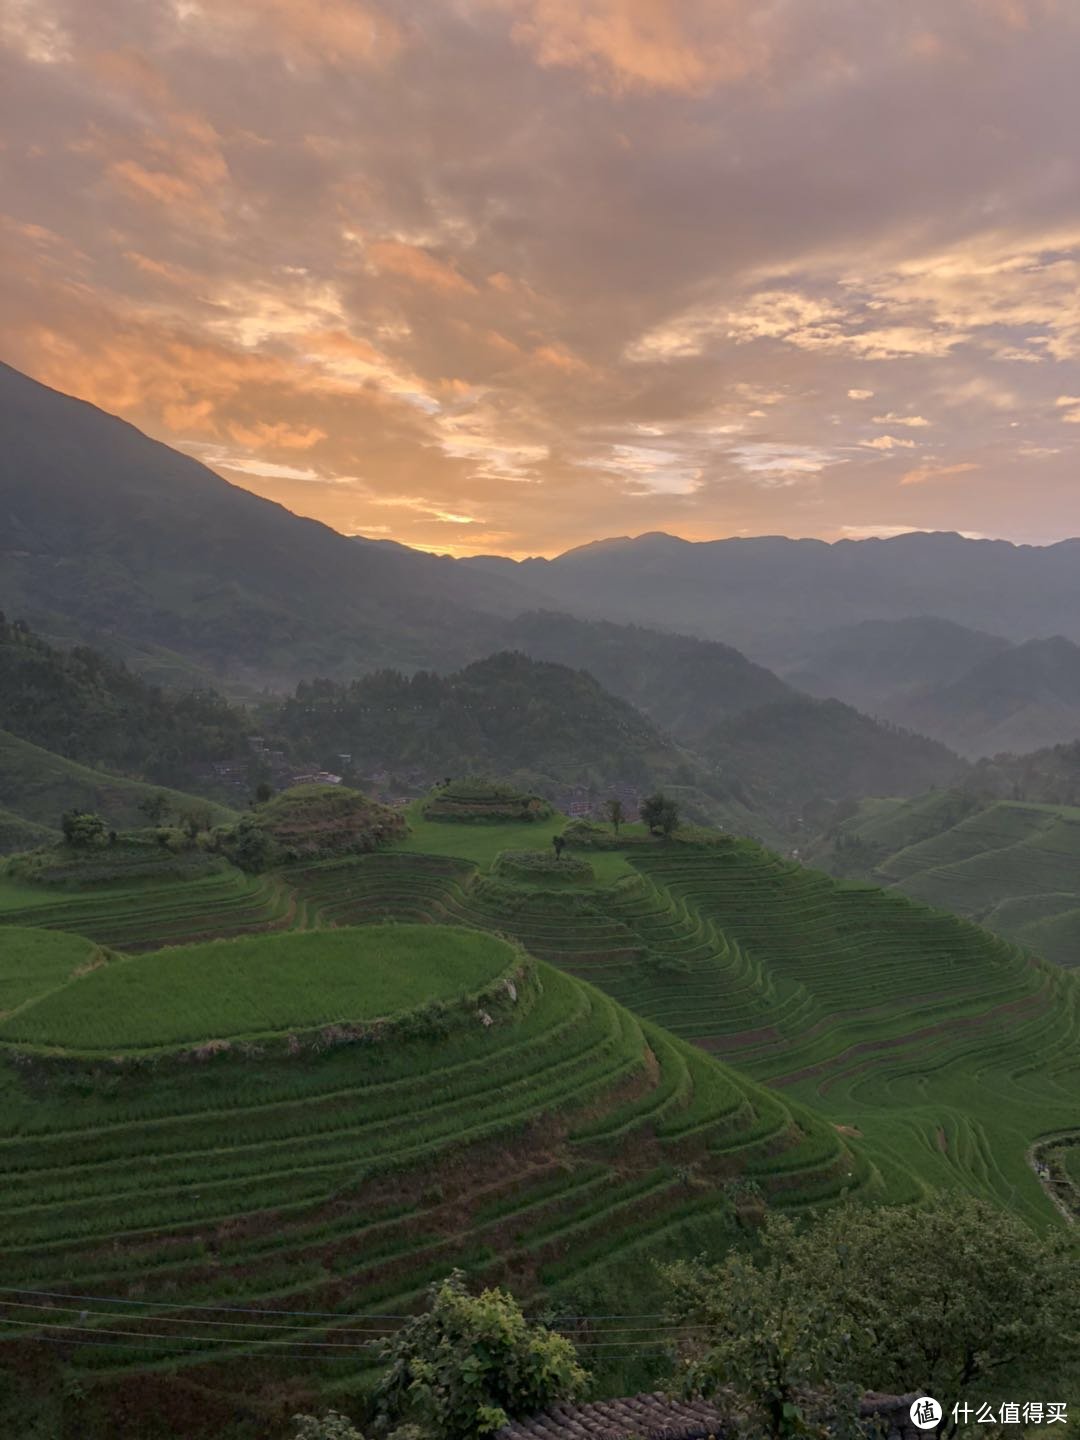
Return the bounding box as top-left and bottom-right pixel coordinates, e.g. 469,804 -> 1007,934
423,777 -> 554,824
0,925 -> 517,1055
245,784 -> 408,861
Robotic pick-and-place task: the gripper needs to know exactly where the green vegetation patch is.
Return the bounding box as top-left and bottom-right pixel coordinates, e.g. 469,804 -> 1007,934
0,727 -> 237,832
5,832 -> 227,888
423,777 -> 553,824
217,784 -> 407,871
0,924 -> 517,1052
0,928 -> 102,1015
492,849 -> 594,883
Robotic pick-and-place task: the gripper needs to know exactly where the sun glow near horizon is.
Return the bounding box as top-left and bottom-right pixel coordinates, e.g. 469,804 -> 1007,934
3,0 -> 1080,552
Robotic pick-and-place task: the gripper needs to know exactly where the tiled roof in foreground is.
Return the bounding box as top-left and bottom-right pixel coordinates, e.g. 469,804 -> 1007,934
496,1392 -> 727,1440
496,1391 -> 920,1440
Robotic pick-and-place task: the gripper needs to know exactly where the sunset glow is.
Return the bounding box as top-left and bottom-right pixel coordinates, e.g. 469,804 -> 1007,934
3,0 -> 1080,555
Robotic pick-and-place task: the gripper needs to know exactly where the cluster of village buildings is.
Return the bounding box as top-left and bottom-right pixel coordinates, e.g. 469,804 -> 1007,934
199,739 -> 643,822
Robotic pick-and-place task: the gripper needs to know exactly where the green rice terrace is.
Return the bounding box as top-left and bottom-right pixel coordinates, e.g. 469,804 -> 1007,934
1,795 -> 1078,1428
831,794 -> 1080,970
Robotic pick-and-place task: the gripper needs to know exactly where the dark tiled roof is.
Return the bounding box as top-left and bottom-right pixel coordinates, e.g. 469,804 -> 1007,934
496,1392 -> 728,1439
496,1392 -> 920,1440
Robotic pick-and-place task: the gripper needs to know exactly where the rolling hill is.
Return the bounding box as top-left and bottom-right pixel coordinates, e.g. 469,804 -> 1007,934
820,791 -> 1080,971
272,650 -> 759,832
695,696 -> 967,832
490,611 -> 794,741
0,909 -> 860,1435
0,362 -> 527,689
0,727 -> 236,839
889,635 -> 1080,757
1,799 -> 1076,1434
0,612 -> 251,791
782,617 -> 1011,718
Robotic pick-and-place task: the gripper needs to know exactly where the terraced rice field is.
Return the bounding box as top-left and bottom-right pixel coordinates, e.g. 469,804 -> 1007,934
0,927 -> 862,1401
861,800 -> 1080,969
4,820 -> 1077,1427
0,868 -> 297,951
289,842 -> 1080,1226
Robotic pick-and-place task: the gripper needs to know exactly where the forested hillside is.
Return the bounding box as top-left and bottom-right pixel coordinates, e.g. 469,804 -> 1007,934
492,611 -> 793,739
0,614 -> 249,788
697,696 -> 967,832
272,651 -> 752,828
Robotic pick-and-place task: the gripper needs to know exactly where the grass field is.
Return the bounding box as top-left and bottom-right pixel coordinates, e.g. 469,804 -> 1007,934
0,926 -> 518,1053
287,838 -> 1079,1228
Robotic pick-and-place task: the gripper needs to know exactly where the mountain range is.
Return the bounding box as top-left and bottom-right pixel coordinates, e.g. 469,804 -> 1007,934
5,360 -> 1080,777
465,530 -> 1080,660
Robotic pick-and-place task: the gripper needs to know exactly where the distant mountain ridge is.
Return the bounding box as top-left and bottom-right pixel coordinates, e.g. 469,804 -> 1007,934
781,617 -> 1080,757
464,529 -> 1080,660
488,610 -> 794,739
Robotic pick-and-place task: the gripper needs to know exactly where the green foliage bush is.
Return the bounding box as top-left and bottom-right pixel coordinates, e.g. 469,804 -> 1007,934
374,1269 -> 589,1440
665,1196 -> 1080,1438
214,785 -> 407,871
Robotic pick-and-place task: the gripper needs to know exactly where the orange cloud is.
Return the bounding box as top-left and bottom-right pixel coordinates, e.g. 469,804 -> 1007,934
532,342 -> 590,373
899,461 -> 979,486
176,0 -> 405,70
506,0 -> 774,95
367,240 -> 477,295
227,420 -> 328,449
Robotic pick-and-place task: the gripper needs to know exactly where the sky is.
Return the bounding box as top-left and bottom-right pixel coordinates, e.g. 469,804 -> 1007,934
2,0 -> 1080,557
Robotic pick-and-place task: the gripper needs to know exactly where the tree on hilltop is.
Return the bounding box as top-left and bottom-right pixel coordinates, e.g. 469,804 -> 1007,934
605,797 -> 625,835
138,791 -> 172,825
60,810 -> 108,849
641,791 -> 680,838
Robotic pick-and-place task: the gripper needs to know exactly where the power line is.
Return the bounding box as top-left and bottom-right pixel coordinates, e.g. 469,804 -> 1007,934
0,1286 -> 695,1327
8,1320 -> 675,1360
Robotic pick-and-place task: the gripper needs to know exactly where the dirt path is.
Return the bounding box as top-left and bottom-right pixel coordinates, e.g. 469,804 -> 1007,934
1028,1134 -> 1079,1225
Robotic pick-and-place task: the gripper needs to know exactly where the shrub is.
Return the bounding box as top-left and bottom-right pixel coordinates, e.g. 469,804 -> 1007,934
60,810 -> 108,849
375,1269 -> 589,1440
